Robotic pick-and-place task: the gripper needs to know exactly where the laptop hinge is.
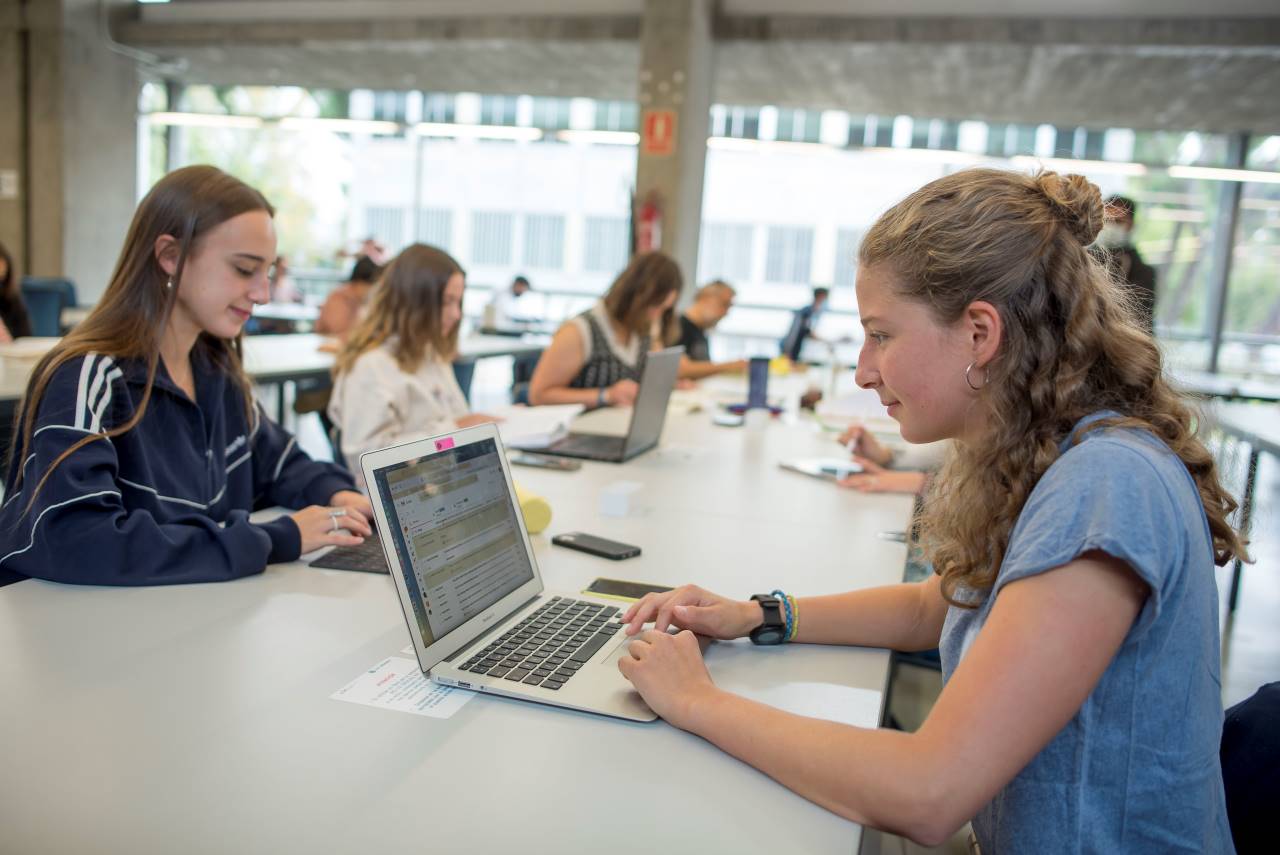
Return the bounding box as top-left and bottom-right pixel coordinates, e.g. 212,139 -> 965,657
442,593 -> 544,663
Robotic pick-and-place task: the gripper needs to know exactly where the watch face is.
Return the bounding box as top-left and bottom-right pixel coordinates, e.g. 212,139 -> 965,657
753,626 -> 786,645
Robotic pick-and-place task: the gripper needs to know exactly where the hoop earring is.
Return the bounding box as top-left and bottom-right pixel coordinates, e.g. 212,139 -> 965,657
964,361 -> 987,391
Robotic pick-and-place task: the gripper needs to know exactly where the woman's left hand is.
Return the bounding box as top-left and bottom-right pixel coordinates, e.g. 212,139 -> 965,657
838,457 -> 927,495
617,628 -> 720,729
329,490 -> 374,524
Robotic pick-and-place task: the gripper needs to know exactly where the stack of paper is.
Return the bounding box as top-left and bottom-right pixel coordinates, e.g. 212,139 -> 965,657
492,404 -> 584,449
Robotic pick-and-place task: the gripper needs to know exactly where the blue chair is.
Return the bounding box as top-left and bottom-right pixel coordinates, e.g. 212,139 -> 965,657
20,277 -> 78,337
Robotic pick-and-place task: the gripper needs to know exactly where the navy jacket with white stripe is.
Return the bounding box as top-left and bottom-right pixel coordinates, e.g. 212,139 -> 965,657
0,345 -> 355,586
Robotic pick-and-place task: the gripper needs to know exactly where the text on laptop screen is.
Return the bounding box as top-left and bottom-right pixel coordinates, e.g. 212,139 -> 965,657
371,438 -> 535,648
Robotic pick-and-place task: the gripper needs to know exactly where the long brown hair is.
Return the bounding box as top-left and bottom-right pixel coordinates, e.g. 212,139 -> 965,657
12,165 -> 273,507
859,168 -> 1247,606
333,243 -> 464,376
603,251 -> 682,340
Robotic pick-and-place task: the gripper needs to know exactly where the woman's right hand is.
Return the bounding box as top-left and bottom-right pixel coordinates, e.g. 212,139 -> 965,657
289,504 -> 372,554
604,379 -> 639,407
622,584 -> 763,640
837,423 -> 893,467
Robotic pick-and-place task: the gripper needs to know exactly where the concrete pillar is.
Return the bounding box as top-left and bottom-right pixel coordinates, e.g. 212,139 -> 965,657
10,0 -> 138,304
634,0 -> 714,304
0,1 -> 29,274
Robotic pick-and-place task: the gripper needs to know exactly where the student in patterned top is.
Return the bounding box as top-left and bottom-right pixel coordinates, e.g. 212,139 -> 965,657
328,244 -> 500,483
528,251 -> 682,409
0,166 -> 372,587
615,169 -> 1244,852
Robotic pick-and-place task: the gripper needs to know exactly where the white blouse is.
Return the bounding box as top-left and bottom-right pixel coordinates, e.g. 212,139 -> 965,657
328,340 -> 469,479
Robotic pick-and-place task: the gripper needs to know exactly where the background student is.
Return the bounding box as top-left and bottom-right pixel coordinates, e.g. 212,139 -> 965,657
616,169 -> 1243,851
328,243 -> 499,478
779,286 -> 829,362
528,251 -> 682,408
316,254 -> 382,340
0,166 -> 372,588
674,279 -> 748,380
0,241 -> 33,341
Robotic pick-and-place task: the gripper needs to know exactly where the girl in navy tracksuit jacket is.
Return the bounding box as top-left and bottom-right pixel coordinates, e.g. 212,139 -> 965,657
0,165 -> 373,587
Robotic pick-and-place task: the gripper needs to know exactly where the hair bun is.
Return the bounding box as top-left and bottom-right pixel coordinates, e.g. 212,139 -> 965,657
1035,171 -> 1103,247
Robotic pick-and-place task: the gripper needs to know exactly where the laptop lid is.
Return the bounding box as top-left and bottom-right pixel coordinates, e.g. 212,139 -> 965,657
360,424 -> 545,674
621,345 -> 683,456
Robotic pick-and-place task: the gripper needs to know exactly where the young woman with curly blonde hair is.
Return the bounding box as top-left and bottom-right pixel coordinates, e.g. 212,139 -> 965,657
616,169 -> 1244,852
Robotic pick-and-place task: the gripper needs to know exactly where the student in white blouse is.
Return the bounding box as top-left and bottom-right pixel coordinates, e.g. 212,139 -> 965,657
328,244 -> 499,481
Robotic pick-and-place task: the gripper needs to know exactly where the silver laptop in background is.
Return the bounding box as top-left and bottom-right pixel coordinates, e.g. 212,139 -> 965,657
360,424 -> 656,722
530,346 -> 683,463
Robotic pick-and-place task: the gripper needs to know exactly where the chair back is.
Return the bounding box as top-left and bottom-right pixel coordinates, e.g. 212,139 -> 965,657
20,277 -> 78,337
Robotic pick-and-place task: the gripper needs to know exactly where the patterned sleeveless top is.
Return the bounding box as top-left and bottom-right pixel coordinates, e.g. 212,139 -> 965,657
568,310 -> 649,390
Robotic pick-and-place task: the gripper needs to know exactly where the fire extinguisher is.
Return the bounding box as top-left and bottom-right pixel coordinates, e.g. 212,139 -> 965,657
636,193 -> 662,253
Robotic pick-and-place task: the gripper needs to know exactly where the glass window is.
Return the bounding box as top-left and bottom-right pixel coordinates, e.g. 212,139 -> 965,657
583,217 -> 629,274
1222,181 -> 1280,373
471,212 -> 515,265
480,96 -> 518,126
833,229 -> 863,288
698,223 -> 754,282
418,209 -> 453,251
764,226 -> 814,284
522,214 -> 566,270
365,206 -> 407,253
372,91 -> 410,123
531,98 -> 571,131
422,93 -> 456,124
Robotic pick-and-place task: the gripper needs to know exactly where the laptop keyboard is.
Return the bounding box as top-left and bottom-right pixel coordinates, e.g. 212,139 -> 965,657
308,536 -> 389,574
460,597 -> 625,691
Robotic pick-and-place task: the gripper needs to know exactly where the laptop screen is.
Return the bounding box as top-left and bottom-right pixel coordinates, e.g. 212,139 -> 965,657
370,437 -> 536,649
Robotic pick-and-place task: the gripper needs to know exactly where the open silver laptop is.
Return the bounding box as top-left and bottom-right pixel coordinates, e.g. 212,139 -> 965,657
361,423 -> 656,722
528,346 -> 683,463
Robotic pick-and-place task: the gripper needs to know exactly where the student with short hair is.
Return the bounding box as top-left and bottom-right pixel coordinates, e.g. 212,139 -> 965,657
617,169 -> 1243,851
779,286 -> 830,362
0,166 -> 372,587
528,251 -> 682,408
328,244 -> 499,479
674,280 -> 748,380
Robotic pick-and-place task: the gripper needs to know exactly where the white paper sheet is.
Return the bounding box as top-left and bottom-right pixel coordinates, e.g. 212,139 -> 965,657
331,656 -> 474,718
733,682 -> 883,728
492,404 -> 584,448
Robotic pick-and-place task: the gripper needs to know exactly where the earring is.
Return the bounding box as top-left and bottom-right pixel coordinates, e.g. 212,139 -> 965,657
964,361 -> 987,391
165,277 -> 174,290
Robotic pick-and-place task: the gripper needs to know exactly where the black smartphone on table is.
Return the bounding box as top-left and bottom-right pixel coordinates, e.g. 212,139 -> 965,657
551,532 -> 641,560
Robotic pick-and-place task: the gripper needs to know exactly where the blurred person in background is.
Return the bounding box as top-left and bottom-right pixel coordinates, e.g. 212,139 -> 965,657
317,255 -> 382,341
0,241 -> 33,341
529,251 -> 681,409
1092,195 -> 1157,333
674,279 -> 748,380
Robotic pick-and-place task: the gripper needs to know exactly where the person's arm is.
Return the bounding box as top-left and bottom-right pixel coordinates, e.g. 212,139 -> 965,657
315,289 -> 356,337
528,323 -> 636,407
621,552 -> 1147,845
677,356 -> 748,381
0,316 -> 12,344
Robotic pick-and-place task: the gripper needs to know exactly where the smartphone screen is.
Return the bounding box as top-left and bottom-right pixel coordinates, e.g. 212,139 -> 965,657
584,577 -> 673,601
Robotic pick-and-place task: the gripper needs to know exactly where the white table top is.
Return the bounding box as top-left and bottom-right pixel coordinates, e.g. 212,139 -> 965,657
0,396 -> 914,855
1212,401 -> 1280,457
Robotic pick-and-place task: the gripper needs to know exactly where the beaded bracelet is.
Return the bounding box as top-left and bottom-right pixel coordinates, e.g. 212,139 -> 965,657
772,589 -> 794,642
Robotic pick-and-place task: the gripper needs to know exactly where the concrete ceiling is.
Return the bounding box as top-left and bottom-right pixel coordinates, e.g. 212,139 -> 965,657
117,2 -> 1280,134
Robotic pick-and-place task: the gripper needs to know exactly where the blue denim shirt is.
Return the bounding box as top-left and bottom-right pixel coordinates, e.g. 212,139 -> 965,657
939,414 -> 1234,853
